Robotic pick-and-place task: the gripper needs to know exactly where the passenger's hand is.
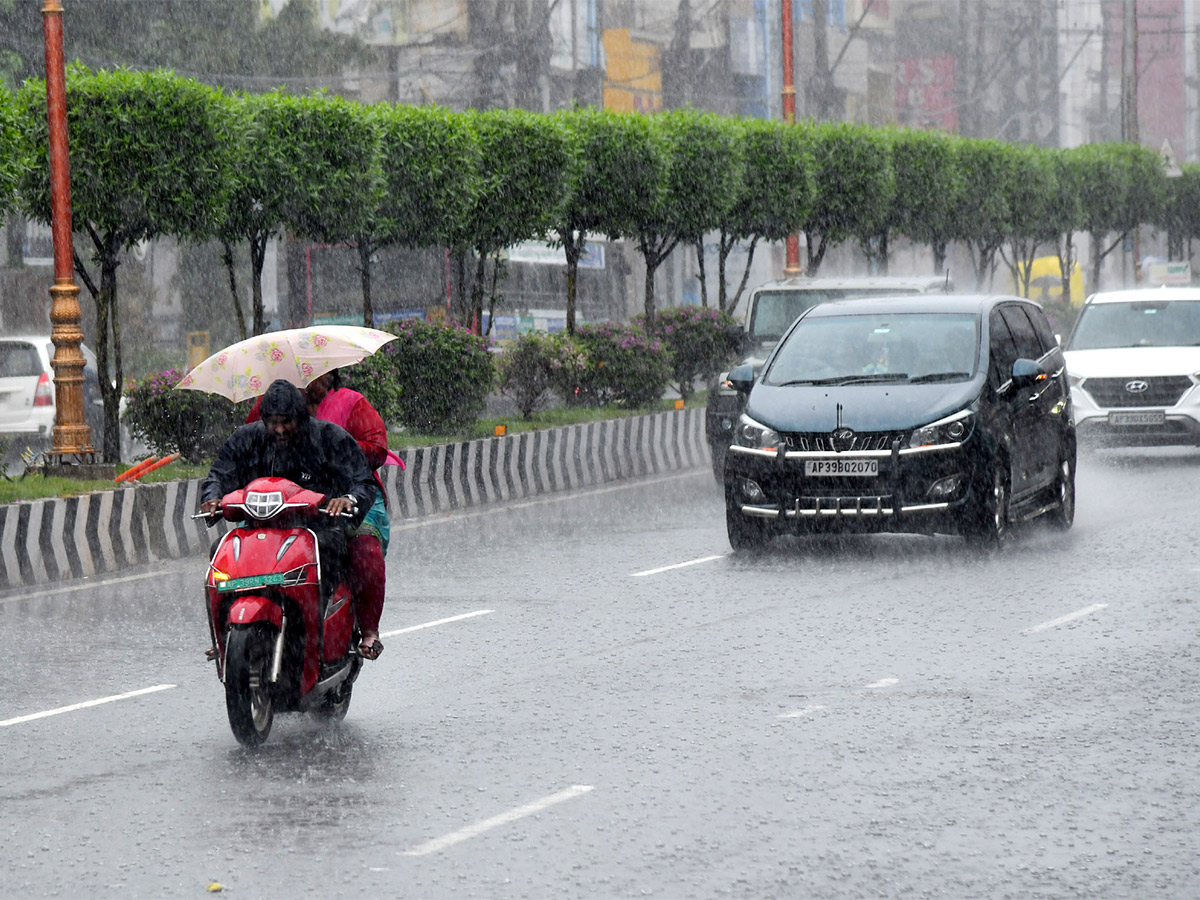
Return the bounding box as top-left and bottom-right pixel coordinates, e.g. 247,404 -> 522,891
324,495 -> 357,517
200,498 -> 221,517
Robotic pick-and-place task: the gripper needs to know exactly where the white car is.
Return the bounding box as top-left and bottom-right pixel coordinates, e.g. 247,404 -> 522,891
0,335 -> 105,452
1062,288 -> 1200,446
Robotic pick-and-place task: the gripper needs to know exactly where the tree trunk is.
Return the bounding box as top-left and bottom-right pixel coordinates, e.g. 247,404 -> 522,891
250,233 -> 268,335
98,244 -> 122,463
471,251 -> 487,334
221,240 -> 247,341
564,231 -> 581,335
805,230 -> 828,275
727,236 -> 758,316
695,237 -> 708,307
357,240 -> 374,328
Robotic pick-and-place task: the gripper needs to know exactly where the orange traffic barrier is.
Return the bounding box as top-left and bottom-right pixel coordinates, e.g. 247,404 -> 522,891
114,456 -> 159,483
130,452 -> 181,480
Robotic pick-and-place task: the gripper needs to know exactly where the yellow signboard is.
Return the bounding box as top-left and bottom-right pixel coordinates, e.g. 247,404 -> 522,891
187,331 -> 210,371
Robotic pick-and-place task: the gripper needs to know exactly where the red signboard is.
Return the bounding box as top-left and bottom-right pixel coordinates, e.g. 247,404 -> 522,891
895,56 -> 956,132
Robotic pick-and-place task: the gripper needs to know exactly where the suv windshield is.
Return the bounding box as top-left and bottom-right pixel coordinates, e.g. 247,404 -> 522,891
748,289 -> 920,344
764,312 -> 980,386
1067,300 -> 1200,349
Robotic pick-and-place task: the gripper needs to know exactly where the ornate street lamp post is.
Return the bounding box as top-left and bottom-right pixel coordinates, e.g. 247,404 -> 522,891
41,0 -> 94,460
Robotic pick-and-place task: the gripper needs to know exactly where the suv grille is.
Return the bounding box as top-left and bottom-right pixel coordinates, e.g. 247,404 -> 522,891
1083,376 -> 1192,408
785,431 -> 905,452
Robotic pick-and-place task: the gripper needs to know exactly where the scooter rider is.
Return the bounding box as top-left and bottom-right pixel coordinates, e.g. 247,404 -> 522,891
199,379 -> 377,591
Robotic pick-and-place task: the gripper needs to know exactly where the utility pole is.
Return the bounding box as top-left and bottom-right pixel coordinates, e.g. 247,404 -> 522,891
1122,0 -> 1138,285
781,0 -> 801,276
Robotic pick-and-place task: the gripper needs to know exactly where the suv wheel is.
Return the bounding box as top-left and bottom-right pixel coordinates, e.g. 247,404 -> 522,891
967,460 -> 1010,547
725,489 -> 769,551
1047,449 -> 1075,531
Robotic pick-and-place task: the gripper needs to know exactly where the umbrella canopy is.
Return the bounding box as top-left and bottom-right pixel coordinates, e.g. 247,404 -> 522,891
175,325 -> 397,402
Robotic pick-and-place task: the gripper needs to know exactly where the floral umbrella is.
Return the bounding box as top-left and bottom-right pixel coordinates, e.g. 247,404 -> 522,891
174,325 -> 397,402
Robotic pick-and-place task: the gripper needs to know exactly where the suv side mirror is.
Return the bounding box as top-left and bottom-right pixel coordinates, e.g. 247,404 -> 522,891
727,363 -> 755,394
724,323 -> 745,354
1010,357 -> 1048,390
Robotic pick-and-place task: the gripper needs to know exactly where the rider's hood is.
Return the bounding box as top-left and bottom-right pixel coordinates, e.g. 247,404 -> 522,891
259,379 -> 309,423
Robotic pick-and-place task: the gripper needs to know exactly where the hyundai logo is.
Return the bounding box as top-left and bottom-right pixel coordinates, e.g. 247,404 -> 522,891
1124,380 -> 1149,394
830,427 -> 855,452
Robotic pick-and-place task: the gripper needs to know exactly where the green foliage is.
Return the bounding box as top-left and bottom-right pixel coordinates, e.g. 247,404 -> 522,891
800,120 -> 894,274
351,318 -> 494,433
375,103 -> 480,249
123,369 -> 246,463
495,333 -> 558,419
0,85 -> 22,215
638,305 -> 736,401
728,117 -> 814,243
569,322 -> 673,409
883,126 -> 961,258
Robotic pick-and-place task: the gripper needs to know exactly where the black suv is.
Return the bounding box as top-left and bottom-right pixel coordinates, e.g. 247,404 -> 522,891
706,275 -> 952,479
722,294 -> 1075,549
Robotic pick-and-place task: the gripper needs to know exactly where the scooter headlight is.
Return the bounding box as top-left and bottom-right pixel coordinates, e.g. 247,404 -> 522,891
244,490 -> 284,519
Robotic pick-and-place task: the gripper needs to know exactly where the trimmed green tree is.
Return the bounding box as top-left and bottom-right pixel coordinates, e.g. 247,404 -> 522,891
719,117 -> 814,314
998,144 -> 1058,297
879,126 -> 961,275
0,86 -> 22,215
452,108 -> 569,335
627,109 -> 742,321
554,107 -> 665,334
1161,163 -> 1200,263
950,138 -> 1015,290
800,120 -> 893,277
352,102 -> 480,329
16,66 -> 233,461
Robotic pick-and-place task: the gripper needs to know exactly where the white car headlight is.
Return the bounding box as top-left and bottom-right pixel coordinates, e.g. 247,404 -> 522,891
909,409 -> 973,448
735,413 -> 782,450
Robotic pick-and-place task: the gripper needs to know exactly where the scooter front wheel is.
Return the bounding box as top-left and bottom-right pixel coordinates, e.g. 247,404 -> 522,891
224,624 -> 275,746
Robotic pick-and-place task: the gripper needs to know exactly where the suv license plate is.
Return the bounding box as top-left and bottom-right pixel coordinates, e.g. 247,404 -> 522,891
805,459 -> 878,477
1108,410 -> 1165,426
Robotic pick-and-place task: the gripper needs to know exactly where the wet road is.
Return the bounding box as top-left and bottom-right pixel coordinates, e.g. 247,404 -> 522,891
1,446 -> 1198,898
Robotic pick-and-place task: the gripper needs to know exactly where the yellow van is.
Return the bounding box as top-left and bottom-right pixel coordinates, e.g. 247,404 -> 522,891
1007,256 -> 1086,307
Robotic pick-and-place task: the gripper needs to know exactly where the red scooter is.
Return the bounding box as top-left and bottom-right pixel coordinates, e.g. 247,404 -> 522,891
200,476 -> 364,746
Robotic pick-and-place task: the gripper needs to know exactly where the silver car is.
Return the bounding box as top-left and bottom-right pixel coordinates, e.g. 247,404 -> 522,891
0,335 -> 104,452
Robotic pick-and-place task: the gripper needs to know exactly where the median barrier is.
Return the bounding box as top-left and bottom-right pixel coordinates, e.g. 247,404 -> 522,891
0,407 -> 710,590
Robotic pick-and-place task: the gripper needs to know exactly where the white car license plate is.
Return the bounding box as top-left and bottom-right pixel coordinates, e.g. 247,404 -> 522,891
805,459 -> 878,477
1108,410 -> 1165,426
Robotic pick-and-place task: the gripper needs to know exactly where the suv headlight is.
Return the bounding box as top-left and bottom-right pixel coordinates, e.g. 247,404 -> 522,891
735,413 -> 782,450
909,409 -> 973,448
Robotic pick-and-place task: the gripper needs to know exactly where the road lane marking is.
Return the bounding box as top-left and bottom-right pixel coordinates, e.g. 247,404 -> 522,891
401,785 -> 594,857
0,570 -> 184,606
778,704 -> 826,719
1024,603 -> 1108,634
380,609 -> 493,638
865,678 -> 899,689
631,555 -> 725,577
0,684 -> 176,728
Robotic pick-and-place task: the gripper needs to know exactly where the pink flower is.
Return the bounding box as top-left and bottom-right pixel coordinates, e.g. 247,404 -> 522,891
269,348 -> 284,363
216,354 -> 228,366
248,376 -> 262,391
300,363 -> 314,377
313,335 -> 328,348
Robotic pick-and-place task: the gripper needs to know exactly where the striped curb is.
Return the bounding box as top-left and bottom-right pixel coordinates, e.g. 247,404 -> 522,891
0,407 -> 711,590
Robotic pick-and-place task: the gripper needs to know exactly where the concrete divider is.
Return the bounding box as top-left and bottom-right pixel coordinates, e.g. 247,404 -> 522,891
0,407 -> 710,590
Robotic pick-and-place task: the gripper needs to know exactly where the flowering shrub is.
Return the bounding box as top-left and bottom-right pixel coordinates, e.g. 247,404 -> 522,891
496,333 -> 557,419
568,322 -> 673,409
349,318 -> 494,432
638,305 -> 737,401
122,368 -> 247,462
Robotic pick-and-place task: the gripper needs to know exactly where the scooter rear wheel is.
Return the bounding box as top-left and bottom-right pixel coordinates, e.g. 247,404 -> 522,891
224,624 -> 275,746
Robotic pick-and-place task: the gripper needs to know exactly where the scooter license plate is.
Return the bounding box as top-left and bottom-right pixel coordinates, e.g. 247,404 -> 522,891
217,572 -> 286,592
